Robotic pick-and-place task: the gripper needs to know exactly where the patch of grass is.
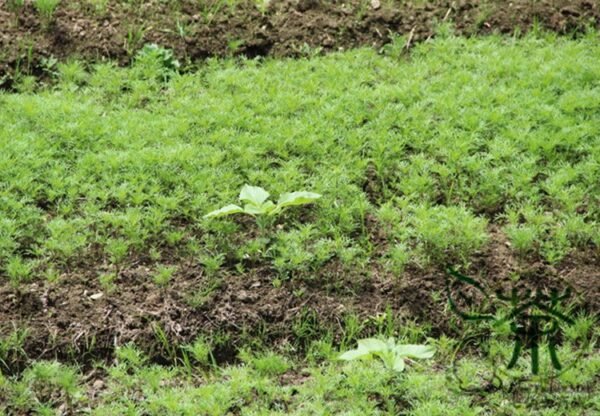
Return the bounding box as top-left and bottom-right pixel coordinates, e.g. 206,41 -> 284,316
2,360 -> 83,414
57,60 -> 88,87
85,0 -> 109,15
152,264 -> 176,286
239,349 -> 291,376
379,203 -> 489,266
182,336 -> 214,368
3,33 -> 598,283
0,328 -> 29,373
0,335 -> 597,415
196,0 -> 237,25
33,0 -> 61,26
4,256 -> 35,285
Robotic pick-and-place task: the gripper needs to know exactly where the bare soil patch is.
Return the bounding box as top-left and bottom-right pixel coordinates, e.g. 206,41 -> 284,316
1,0 -> 599,85
1,226 -> 597,371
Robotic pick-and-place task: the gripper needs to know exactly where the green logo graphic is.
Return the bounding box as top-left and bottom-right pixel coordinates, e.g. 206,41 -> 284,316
444,268 -> 592,391
447,268 -> 574,375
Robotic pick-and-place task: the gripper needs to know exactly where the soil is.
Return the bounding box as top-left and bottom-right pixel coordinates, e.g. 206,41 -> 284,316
0,223 -> 598,372
1,0 -> 599,86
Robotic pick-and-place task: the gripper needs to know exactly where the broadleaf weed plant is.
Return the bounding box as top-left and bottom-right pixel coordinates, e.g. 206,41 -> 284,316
204,185 -> 321,221
134,44 -> 180,82
339,337 -> 436,373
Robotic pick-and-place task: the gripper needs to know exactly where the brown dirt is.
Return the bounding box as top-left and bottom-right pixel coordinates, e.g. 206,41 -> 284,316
0,223 -> 597,372
1,0 -> 599,86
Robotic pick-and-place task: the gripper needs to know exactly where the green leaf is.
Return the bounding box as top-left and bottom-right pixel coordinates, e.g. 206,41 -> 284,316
339,338 -> 433,372
392,354 -> 406,372
356,338 -> 388,353
239,185 -> 270,206
276,191 -> 321,208
243,201 -> 276,215
261,200 -> 276,214
243,204 -> 265,215
378,350 -> 396,369
203,204 -> 244,218
338,348 -> 371,361
339,338 -> 387,361
394,344 -> 436,359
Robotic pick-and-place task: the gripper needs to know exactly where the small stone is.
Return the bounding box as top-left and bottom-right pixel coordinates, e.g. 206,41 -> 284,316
237,290 -> 255,302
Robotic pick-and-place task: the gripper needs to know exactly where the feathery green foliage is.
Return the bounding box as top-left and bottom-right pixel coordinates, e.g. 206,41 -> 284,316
2,34 -> 598,282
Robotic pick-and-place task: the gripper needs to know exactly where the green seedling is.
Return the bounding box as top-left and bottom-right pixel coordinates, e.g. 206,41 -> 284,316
182,336 -> 214,368
87,0 -> 109,15
135,43 -> 180,81
198,0 -> 232,25
125,24 -> 147,57
33,0 -> 61,24
153,265 -> 176,286
204,185 -> 321,218
339,337 -> 436,372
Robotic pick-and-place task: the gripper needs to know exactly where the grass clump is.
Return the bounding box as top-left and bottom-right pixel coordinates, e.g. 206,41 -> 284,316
152,264 -> 176,286
0,337 -> 597,415
408,205 -> 488,258
239,349 -> 291,376
7,0 -> 25,14
33,0 -> 61,26
3,361 -> 82,414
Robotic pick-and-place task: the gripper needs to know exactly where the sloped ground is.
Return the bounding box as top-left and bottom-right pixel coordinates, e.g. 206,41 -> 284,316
0,0 -> 599,87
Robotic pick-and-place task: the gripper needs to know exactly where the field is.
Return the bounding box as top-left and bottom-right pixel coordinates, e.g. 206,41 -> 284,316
1,1 -> 600,415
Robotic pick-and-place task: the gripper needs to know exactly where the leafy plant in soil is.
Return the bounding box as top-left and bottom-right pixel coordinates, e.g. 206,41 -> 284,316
33,0 -> 61,27
204,185 -> 321,219
339,337 -> 436,372
135,44 -> 180,82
